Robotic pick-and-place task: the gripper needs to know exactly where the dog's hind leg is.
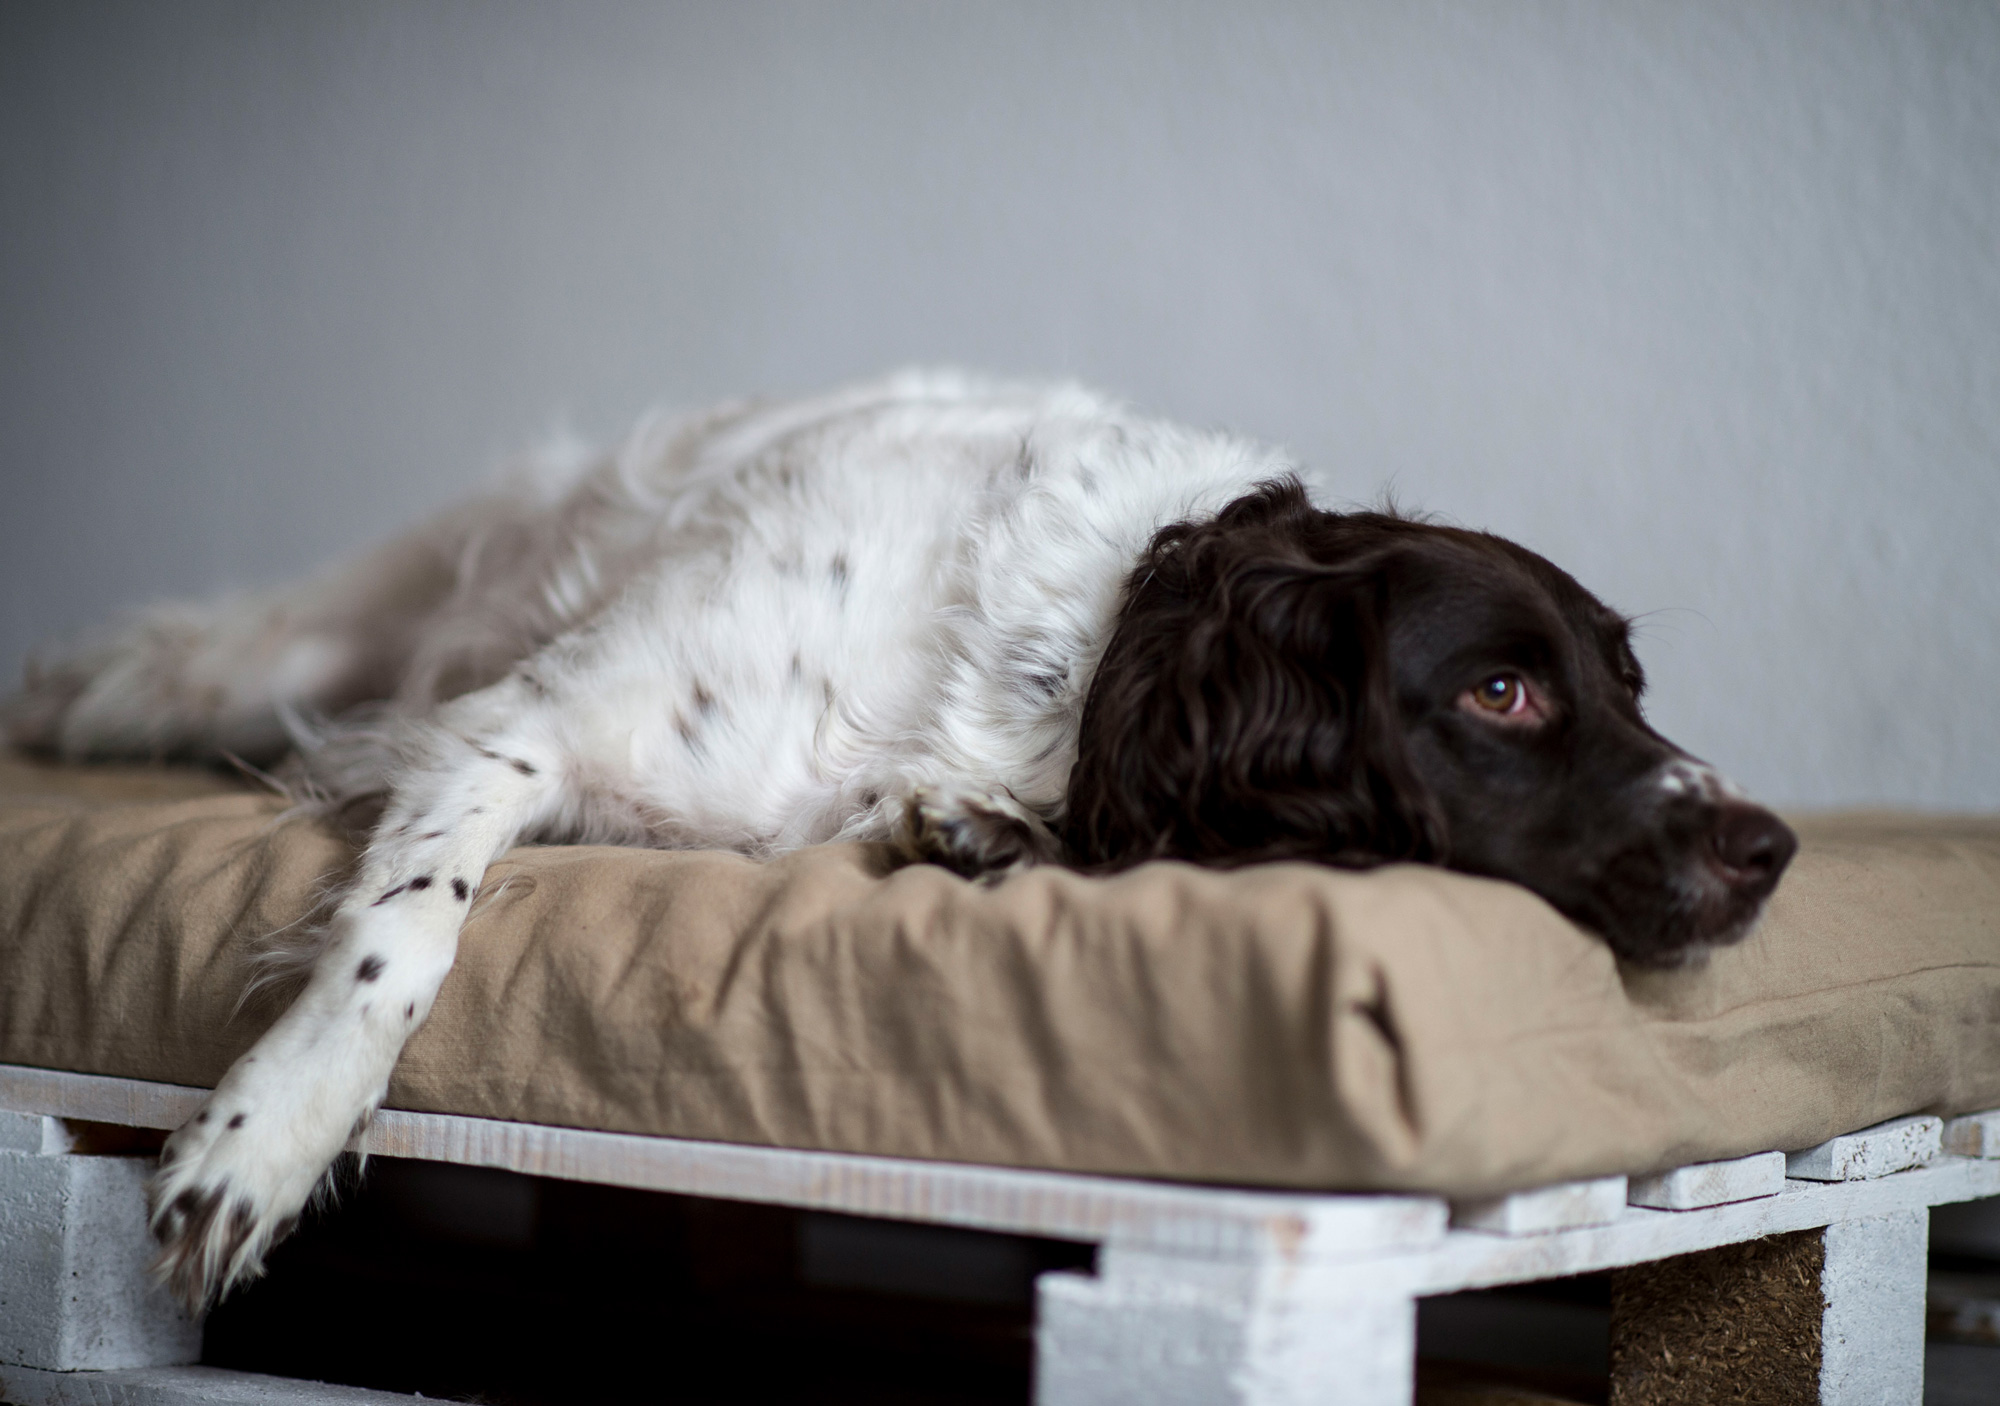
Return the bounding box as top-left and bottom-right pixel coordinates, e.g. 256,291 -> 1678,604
4,535 -> 457,764
0,489 -> 561,765
145,679 -> 564,1308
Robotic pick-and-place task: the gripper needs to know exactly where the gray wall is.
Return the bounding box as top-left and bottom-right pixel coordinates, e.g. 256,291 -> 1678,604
2,1 -> 1995,808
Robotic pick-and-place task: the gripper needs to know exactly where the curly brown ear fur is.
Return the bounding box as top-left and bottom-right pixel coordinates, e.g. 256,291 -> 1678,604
1062,480 -> 1444,871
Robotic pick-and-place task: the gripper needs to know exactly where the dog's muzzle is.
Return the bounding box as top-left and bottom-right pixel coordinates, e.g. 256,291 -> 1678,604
1652,758 -> 1799,945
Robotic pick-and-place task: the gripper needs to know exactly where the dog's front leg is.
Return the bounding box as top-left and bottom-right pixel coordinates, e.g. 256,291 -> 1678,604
148,712 -> 559,1310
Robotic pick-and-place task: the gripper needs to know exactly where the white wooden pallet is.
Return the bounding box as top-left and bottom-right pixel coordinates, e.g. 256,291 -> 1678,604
2,1062 -> 1997,1405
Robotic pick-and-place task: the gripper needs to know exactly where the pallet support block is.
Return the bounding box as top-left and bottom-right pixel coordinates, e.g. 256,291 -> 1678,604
1819,1210 -> 1929,1405
0,1113 -> 200,1372
1035,1246 -> 1415,1406
1608,1210 -> 1928,1406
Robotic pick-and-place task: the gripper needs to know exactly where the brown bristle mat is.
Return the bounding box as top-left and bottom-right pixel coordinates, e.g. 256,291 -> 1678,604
1609,1229 -> 1823,1405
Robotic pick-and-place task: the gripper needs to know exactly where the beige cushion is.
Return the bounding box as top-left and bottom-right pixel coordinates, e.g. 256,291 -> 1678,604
1,750 -> 1995,1196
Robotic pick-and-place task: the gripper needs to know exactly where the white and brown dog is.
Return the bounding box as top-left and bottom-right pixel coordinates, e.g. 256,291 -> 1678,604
4,370 -> 1794,1307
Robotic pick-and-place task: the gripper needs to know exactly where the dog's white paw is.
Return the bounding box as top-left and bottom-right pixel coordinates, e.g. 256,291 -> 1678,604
147,1090 -> 355,1311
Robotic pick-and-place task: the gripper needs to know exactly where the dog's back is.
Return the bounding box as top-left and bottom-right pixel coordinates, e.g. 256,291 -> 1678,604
9,370 -> 1290,855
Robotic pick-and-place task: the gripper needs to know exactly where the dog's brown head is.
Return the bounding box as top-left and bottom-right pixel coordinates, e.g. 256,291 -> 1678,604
1063,479 -> 1795,966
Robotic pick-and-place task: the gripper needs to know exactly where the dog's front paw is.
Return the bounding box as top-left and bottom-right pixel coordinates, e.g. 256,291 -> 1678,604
896,785 -> 1065,879
147,1095 -> 340,1311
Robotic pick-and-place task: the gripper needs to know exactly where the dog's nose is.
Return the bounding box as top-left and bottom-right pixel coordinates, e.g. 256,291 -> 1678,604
1711,803 -> 1798,889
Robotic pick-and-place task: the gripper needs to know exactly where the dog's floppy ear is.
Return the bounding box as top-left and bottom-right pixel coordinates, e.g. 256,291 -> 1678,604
1062,482 -> 1443,871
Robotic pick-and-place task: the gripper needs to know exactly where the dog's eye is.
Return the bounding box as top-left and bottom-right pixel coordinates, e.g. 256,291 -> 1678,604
1470,674 -> 1526,715
1461,673 -> 1548,725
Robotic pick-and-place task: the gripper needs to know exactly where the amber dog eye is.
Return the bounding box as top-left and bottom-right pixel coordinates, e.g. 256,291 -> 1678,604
1471,674 -> 1524,714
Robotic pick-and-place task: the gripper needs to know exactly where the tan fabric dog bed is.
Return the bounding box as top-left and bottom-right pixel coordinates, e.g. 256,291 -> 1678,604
1,752 -> 1995,1198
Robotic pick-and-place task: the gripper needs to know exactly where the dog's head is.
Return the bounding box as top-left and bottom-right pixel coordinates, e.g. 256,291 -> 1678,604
1064,480 -> 1795,966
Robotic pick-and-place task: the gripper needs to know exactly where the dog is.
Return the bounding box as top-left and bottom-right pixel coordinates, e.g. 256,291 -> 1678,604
3,370 -> 1796,1308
